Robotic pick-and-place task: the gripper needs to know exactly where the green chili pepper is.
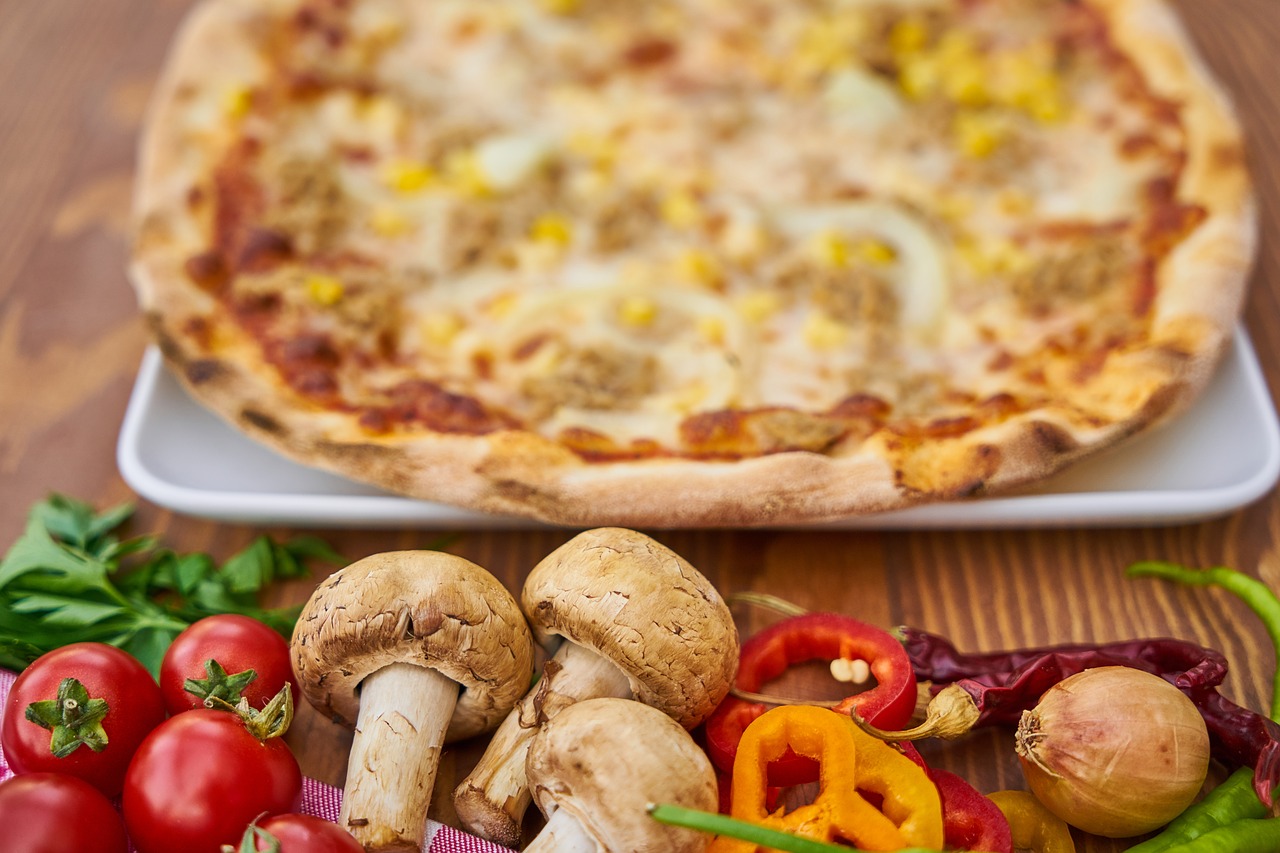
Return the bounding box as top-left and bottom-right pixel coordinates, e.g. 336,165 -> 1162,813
1127,562 -> 1280,715
1125,562 -> 1280,848
1124,770 -> 1267,853
1157,817 -> 1280,853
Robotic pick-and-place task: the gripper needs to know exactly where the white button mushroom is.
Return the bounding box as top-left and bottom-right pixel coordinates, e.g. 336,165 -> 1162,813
290,551 -> 535,853
453,528 -> 739,847
524,698 -> 719,853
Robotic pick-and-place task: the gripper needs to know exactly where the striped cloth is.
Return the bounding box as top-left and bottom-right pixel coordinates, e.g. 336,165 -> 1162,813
0,669 -> 512,852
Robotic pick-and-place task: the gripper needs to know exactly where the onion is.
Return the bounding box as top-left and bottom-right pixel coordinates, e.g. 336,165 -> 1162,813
1014,666 -> 1210,838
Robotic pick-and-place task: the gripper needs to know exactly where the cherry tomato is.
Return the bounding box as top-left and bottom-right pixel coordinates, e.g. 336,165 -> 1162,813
159,614 -> 299,715
123,708 -> 303,853
1,642 -> 166,797
254,814 -> 364,852
0,772 -> 129,853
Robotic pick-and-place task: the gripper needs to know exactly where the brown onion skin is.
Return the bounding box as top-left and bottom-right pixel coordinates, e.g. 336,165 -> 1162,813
1015,666 -> 1210,837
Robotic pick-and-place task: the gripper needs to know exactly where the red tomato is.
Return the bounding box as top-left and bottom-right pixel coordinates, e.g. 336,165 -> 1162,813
255,814 -> 364,852
123,708 -> 303,853
1,643 -> 166,797
159,614 -> 299,715
0,772 -> 129,853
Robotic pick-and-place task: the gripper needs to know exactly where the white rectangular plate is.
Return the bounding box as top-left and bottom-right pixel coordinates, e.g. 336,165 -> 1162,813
117,329 -> 1280,529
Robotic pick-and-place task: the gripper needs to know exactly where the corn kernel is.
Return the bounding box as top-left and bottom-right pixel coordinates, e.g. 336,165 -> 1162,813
486,292 -> 520,317
618,296 -> 658,327
306,274 -> 344,306
795,17 -> 860,76
888,17 -> 929,55
697,315 -> 726,345
674,249 -> 721,287
988,239 -> 1032,275
898,55 -> 940,100
1028,92 -> 1068,124
661,191 -> 702,230
803,311 -> 848,349
381,161 -> 435,193
944,61 -> 988,107
540,0 -> 580,14
955,111 -> 1004,159
369,206 -> 411,237
444,149 -> 490,197
736,291 -> 782,322
566,132 -> 617,170
222,86 -> 253,119
671,381 -> 709,413
810,231 -> 851,269
997,190 -> 1033,216
855,239 -> 897,265
530,212 -> 573,246
959,238 -> 1031,276
421,313 -> 463,346
935,193 -> 974,222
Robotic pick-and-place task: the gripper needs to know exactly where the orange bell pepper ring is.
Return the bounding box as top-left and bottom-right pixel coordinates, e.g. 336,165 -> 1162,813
709,705 -> 944,853
987,791 -> 1076,853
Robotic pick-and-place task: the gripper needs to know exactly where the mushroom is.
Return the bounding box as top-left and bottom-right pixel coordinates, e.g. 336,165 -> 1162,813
291,551 -> 535,853
524,697 -> 719,852
453,528 -> 738,846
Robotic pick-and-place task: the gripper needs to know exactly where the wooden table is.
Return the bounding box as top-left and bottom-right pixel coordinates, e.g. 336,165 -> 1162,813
2,1 -> 1278,850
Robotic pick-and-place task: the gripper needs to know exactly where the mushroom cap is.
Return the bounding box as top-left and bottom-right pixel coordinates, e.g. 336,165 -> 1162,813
526,698 -> 718,853
521,528 -> 738,728
291,550 -> 535,741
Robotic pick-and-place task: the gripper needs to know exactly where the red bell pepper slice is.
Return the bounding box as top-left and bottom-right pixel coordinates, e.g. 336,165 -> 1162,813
898,743 -> 1014,853
703,612 -> 917,788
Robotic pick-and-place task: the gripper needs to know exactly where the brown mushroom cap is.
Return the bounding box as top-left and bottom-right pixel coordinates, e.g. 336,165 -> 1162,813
526,697 -> 718,853
291,550 -> 535,741
521,528 -> 738,728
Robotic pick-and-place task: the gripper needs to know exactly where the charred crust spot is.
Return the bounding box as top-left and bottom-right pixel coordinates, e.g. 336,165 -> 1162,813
185,359 -> 227,385
240,408 -> 285,436
1031,420 -> 1079,455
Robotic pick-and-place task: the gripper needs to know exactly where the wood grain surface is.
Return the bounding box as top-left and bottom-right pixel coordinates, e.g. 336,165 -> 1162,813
2,1 -> 1279,850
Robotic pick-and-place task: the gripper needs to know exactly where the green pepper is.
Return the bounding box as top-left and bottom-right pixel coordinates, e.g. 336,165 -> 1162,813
1125,562 -> 1280,847
1124,770 -> 1267,853
1158,818 -> 1280,853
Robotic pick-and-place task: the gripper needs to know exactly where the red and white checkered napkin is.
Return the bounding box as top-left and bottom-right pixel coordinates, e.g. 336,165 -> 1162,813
0,669 -> 512,853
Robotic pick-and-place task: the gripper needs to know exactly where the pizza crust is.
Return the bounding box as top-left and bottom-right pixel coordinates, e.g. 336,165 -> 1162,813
130,0 -> 1256,528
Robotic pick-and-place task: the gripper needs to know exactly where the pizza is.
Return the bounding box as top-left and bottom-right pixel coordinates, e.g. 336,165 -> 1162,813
130,0 -> 1255,527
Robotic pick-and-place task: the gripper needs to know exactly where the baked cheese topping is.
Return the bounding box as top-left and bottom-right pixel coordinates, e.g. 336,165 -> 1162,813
176,0 -> 1203,460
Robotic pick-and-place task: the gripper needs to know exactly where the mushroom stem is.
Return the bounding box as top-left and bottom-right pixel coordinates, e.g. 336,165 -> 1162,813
522,807 -> 600,853
341,663 -> 460,853
453,642 -> 632,846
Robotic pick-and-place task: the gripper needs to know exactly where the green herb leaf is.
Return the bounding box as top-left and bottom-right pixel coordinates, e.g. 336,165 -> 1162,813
0,494 -> 346,675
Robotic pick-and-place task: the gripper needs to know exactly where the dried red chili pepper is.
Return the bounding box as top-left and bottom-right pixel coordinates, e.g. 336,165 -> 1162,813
898,628 -> 1228,690
875,629 -> 1280,811
703,612 -> 916,787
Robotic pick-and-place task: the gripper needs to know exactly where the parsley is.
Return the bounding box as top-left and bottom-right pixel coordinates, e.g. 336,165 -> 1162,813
0,494 -> 343,675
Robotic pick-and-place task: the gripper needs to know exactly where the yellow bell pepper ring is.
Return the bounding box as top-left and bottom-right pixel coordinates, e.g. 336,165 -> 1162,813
709,705 -> 944,852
